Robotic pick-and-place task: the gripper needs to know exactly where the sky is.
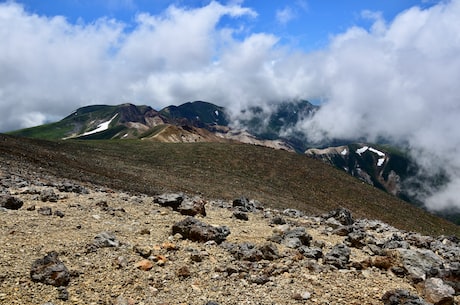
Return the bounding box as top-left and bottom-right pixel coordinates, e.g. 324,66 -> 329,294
1,0 -> 460,211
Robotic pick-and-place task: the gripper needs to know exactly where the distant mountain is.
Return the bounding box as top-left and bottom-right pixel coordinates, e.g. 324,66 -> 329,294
8,101 -> 294,151
160,101 -> 229,127
306,143 -> 460,224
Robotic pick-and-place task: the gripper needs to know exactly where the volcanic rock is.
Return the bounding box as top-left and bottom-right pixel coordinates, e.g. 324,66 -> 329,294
30,251 -> 70,287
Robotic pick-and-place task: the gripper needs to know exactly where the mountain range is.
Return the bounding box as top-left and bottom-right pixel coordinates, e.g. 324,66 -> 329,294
7,100 -> 460,225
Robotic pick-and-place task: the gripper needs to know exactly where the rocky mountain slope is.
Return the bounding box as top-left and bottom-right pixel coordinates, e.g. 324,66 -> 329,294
6,100 -> 459,223
1,135 -> 459,305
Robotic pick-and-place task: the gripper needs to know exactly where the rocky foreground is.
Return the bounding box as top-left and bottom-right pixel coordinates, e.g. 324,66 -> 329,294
0,157 -> 459,305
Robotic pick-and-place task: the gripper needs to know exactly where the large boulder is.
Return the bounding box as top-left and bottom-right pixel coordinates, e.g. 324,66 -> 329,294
418,278 -> 455,305
396,248 -> 443,282
172,217 -> 230,244
30,252 -> 70,287
324,244 -> 351,269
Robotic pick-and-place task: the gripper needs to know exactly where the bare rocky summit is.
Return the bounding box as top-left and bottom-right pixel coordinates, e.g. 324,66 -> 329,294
1,153 -> 459,305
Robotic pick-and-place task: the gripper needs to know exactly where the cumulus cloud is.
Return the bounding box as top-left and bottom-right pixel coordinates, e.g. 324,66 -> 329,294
1,0 -> 460,210
0,1 -> 264,130
276,6 -> 296,25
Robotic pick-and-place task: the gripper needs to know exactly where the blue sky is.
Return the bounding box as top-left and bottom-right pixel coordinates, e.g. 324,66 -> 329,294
2,0 -> 460,209
16,0 -> 437,51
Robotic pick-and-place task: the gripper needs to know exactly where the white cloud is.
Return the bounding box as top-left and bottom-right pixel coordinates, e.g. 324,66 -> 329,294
276,6 -> 295,25
295,0 -> 460,210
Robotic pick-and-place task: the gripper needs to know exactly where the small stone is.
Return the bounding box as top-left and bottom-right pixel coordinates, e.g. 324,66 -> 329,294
139,228 -> 150,235
93,232 -> 119,248
113,256 -> 128,269
134,259 -> 154,271
38,206 -> 52,216
54,210 -> 65,218
40,189 -> 59,202
292,291 -> 311,301
233,210 -> 249,221
177,266 -> 191,278
162,242 -> 178,251
57,286 -> 69,300
134,245 -> 152,258
270,216 -> 286,225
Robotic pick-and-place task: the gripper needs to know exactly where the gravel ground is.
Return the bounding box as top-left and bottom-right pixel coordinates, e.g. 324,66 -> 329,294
0,156 -> 457,305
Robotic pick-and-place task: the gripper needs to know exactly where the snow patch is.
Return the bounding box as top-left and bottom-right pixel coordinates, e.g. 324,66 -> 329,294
356,146 -> 369,155
80,114 -> 118,137
356,145 -> 386,166
215,110 -> 219,116
341,148 -> 348,155
369,147 -> 385,157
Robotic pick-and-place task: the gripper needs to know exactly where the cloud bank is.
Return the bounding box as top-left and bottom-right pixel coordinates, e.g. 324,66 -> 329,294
296,0 -> 460,211
1,1 -> 460,210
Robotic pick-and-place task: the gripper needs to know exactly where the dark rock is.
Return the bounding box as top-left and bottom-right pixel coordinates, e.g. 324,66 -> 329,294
57,182 -> 88,194
270,216 -> 286,225
332,225 -> 353,236
205,302 -> 220,305
345,230 -> 375,249
172,217 -> 230,244
258,243 -> 280,261
38,206 -> 52,216
26,205 -> 36,211
324,244 -> 351,269
233,210 -> 249,221
381,289 -> 429,305
30,251 -> 70,287
93,232 -> 120,248
282,208 -> 303,218
40,189 -> 58,202
154,193 -> 184,210
54,210 -> 65,218
178,197 -> 206,217
224,242 -> 279,261
299,246 -> 323,260
230,243 -> 263,261
0,195 -> 23,210
57,286 -> 69,301
250,275 -> 270,285
176,266 -> 191,278
282,227 -> 312,249
383,234 -> 410,250
324,208 -> 354,226
232,197 -> 262,212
